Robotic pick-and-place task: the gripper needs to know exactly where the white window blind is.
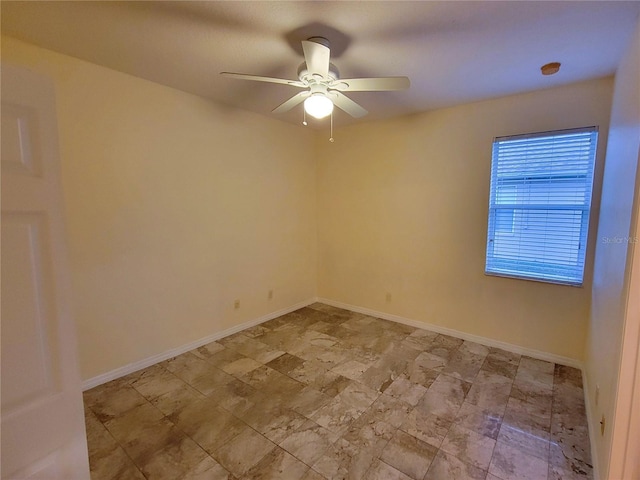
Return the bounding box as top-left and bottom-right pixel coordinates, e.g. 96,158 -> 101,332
485,126 -> 598,285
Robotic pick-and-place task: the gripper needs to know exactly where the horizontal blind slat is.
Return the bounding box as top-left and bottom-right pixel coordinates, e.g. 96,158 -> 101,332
486,127 -> 598,285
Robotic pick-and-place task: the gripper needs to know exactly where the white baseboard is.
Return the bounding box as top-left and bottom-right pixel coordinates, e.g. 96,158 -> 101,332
84,295 -> 584,389
582,371 -> 601,480
317,297 -> 584,369
82,298 -> 316,391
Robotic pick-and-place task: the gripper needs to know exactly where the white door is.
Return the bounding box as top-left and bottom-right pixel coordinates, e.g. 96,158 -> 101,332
1,64 -> 90,479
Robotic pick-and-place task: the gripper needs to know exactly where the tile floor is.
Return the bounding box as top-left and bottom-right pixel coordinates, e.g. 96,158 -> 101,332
83,303 -> 593,480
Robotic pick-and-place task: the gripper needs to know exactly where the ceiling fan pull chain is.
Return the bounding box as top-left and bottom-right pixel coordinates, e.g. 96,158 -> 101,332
329,111 -> 335,143
302,108 -> 307,126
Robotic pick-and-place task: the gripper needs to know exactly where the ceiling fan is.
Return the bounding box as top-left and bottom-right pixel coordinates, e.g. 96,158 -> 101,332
221,37 -> 410,121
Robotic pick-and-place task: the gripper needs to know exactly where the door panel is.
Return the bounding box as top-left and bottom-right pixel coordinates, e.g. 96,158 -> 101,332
1,213 -> 58,412
1,64 -> 90,479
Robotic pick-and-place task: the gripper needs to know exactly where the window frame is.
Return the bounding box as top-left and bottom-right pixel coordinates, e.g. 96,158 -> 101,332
485,126 -> 599,286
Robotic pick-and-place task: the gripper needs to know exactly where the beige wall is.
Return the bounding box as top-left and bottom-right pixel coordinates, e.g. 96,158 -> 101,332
1,37 -> 317,380
586,19 -> 640,480
1,35 -> 621,384
317,78 -> 613,362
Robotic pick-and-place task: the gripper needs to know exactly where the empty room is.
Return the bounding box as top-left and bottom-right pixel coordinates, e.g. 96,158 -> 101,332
1,2 -> 639,480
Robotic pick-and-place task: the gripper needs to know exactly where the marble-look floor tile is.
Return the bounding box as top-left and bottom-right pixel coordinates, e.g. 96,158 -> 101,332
219,334 -> 285,364
548,460 -> 593,480
331,359 -> 369,380
454,401 -> 503,439
400,408 -> 451,449
416,374 -> 470,422
279,420 -> 339,466
244,404 -> 308,444
489,441 -> 548,480
360,393 -> 412,428
465,370 -> 512,411
441,350 -> 486,383
89,442 -> 146,480
287,385 -> 333,418
266,352 -> 306,375
213,427 -> 276,477
423,334 -> 463,362
358,356 -> 407,393
514,368 -> 554,390
384,377 -> 428,406
240,447 -> 309,480
241,324 -> 271,339
503,396 -> 551,435
481,356 -> 518,380
380,429 -> 438,480
169,400 -> 248,454
549,433 -> 592,476
210,378 -> 257,415
122,364 -> 168,385
149,386 -> 205,416
192,341 -> 225,360
510,380 -> 553,409
459,341 -> 490,358
424,449 -> 487,480
85,408 -> 119,459
104,403 -> 184,462
520,356 -> 555,374
163,352 -> 218,384
300,468 -> 326,480
221,357 -> 263,377
413,351 -> 448,372
440,423 -> 496,471
402,331 -> 438,352
204,348 -> 246,370
139,436 -> 209,480
404,362 -> 440,389
189,368 -> 236,396
497,422 -> 550,461
343,418 -> 396,457
182,456 -> 232,480
365,459 -> 413,480
311,438 -> 375,480
487,347 -> 521,365
553,364 -> 583,388
311,395 -> 365,435
316,372 -> 353,398
84,380 -> 148,423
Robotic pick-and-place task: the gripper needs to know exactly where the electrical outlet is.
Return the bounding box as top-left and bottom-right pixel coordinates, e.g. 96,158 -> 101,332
386,292 -> 392,303
268,289 -> 273,300
600,414 -> 606,435
234,299 -> 240,309
595,385 -> 600,406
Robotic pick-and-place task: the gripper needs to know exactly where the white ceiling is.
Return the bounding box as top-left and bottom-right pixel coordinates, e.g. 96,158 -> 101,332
2,1 -> 639,127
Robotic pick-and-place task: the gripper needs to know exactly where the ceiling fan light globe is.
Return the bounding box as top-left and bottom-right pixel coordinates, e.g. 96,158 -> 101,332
304,95 -> 333,119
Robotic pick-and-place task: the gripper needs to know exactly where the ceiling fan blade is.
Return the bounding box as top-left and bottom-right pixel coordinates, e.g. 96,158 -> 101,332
220,72 -> 305,88
331,77 -> 410,92
329,92 -> 368,118
272,91 -> 311,114
301,40 -> 330,78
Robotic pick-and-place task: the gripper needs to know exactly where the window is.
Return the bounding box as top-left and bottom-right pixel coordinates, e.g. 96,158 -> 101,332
485,126 -> 598,286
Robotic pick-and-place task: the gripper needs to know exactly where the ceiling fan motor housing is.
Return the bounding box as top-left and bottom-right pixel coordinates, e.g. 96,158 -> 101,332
297,62 -> 340,84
